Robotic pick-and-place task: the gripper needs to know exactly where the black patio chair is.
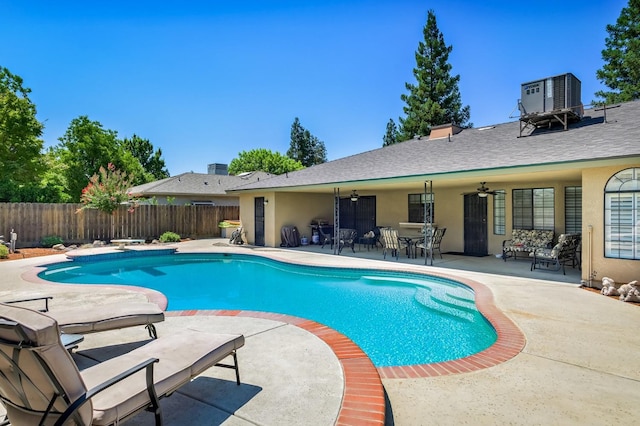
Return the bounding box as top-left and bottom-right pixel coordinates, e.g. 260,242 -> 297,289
317,225 -> 334,248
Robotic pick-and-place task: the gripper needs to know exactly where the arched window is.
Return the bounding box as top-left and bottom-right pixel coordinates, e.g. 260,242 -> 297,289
604,168 -> 640,259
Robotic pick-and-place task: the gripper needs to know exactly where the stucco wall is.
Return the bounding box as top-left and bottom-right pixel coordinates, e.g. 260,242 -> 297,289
582,164 -> 640,284
273,192 -> 334,246
239,192 -> 333,247
239,165 -> 640,285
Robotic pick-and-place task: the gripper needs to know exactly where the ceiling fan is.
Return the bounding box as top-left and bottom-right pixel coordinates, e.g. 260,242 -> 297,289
476,182 -> 496,197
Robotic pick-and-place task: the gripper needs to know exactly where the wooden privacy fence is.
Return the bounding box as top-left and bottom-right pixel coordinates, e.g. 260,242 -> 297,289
0,203 -> 239,248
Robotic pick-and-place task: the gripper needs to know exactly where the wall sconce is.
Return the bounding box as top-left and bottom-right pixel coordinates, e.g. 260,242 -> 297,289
350,190 -> 359,202
263,199 -> 269,205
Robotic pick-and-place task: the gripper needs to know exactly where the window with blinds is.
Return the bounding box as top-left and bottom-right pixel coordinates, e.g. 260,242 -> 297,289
564,186 -> 582,234
605,168 -> 640,260
493,190 -> 505,235
512,188 -> 554,230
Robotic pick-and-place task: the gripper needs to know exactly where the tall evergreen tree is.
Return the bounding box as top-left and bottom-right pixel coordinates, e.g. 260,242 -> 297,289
382,118 -> 399,146
594,0 -> 640,104
398,10 -> 471,141
287,117 -> 327,167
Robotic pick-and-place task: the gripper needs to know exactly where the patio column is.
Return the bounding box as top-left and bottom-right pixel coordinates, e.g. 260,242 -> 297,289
424,180 -> 434,266
333,188 -> 340,255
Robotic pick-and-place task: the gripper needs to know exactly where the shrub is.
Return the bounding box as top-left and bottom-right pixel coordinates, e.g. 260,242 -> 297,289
41,235 -> 64,248
0,245 -> 8,259
159,231 -> 181,243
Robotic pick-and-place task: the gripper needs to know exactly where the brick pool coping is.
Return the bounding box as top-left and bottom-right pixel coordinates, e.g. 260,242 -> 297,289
23,250 -> 526,426
162,269 -> 525,426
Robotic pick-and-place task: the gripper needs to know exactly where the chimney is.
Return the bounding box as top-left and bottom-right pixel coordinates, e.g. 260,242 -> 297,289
428,123 -> 462,140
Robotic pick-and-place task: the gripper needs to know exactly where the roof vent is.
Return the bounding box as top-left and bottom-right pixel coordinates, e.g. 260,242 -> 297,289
429,123 -> 462,140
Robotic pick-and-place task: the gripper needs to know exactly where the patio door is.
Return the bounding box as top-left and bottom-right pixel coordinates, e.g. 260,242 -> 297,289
464,194 -> 488,256
339,196 -> 376,237
254,197 -> 265,246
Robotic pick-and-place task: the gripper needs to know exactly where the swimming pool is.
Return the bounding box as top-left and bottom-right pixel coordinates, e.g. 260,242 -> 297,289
39,253 -> 497,367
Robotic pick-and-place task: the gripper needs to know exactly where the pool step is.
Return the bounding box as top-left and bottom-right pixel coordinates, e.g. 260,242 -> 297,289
413,288 -> 477,322
361,276 -> 477,321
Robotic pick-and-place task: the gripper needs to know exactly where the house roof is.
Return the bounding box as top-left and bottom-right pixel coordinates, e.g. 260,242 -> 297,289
230,101 -> 640,192
129,171 -> 274,197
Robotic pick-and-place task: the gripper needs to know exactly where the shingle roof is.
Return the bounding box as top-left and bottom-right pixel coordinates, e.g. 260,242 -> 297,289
232,101 -> 640,191
129,171 -> 274,196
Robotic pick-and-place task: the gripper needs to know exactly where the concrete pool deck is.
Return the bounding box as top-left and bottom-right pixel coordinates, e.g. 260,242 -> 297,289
1,239 -> 639,425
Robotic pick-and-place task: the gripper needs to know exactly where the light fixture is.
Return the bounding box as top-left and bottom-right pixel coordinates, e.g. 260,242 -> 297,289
350,190 -> 359,202
476,182 -> 495,197
263,199 -> 269,205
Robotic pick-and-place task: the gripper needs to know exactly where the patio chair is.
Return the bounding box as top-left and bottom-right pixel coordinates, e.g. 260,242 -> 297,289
416,227 -> 447,259
0,302 -> 244,426
529,233 -> 581,275
337,228 -> 357,254
4,296 -> 164,339
317,225 -> 334,248
379,228 -> 408,260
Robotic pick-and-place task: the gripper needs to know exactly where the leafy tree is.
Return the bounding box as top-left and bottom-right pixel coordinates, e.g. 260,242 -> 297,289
228,148 -> 304,175
0,66 -> 45,201
398,10 -> 471,141
287,117 -> 327,167
382,118 -> 399,146
37,150 -> 73,203
57,116 -> 147,201
594,0 -> 640,104
122,134 -> 170,180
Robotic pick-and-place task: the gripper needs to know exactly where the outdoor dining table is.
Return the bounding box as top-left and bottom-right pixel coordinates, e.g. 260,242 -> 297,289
398,234 -> 423,258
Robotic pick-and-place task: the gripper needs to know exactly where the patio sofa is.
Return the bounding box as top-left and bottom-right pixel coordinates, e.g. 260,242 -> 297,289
530,233 -> 581,275
502,229 -> 554,261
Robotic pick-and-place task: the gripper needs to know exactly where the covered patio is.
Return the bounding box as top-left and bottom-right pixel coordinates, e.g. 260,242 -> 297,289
284,241 -> 584,285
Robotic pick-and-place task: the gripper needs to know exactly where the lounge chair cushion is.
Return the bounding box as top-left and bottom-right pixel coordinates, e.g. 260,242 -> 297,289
0,302 -> 244,426
49,302 -> 164,334
85,331 -> 245,425
0,303 -> 92,425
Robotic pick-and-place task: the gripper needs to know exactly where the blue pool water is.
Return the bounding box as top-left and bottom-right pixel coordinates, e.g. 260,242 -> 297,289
39,253 -> 497,367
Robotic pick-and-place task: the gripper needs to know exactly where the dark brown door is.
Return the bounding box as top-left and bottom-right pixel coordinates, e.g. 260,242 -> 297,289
339,196 -> 376,237
254,197 -> 265,246
464,194 -> 488,256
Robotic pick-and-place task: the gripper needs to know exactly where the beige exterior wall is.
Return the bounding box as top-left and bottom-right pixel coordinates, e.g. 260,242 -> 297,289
238,162 -> 640,284
239,192 -> 333,247
582,164 -> 640,284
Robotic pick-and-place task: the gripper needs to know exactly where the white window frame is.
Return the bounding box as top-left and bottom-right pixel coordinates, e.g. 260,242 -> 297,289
604,168 -> 640,260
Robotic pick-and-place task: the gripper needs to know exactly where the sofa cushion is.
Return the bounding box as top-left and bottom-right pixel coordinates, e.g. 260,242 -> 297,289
505,229 -> 554,252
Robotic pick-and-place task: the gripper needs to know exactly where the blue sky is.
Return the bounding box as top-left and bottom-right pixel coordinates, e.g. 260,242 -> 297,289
0,0 -> 627,175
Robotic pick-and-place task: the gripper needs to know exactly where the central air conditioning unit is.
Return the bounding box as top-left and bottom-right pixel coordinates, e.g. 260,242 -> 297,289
207,163 -> 229,175
519,73 -> 583,118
